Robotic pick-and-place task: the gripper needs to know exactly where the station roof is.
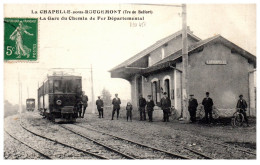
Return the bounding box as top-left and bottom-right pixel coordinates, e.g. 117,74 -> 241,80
109,29 -> 201,72
110,31 -> 256,80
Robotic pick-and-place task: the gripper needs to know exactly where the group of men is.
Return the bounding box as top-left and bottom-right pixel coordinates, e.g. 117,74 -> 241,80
81,91 -> 249,126
188,92 -> 213,123
189,92 -> 249,126
138,92 -> 171,122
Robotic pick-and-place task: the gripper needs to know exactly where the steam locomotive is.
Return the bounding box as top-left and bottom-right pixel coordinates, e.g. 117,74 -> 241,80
38,72 -> 82,123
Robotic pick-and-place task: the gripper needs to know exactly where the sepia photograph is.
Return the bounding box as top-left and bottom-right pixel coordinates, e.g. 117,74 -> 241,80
2,1 -> 257,160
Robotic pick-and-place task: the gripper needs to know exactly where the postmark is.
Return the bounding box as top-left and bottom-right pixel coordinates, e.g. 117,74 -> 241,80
4,18 -> 38,61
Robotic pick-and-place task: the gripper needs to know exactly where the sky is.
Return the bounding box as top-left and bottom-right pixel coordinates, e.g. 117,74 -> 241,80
3,4 -> 256,105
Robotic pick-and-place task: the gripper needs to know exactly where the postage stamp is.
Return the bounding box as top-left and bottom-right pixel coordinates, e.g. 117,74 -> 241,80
4,18 -> 38,61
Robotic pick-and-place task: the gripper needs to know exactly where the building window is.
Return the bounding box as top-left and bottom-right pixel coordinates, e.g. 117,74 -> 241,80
161,47 -> 165,59
152,81 -> 157,103
151,78 -> 161,105
164,79 -> 170,98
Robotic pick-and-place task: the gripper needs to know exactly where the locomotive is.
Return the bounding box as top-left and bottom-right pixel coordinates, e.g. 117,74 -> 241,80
26,98 -> 35,111
38,72 -> 82,123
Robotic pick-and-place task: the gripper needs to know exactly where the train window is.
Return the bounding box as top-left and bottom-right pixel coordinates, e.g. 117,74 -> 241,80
49,80 -> 53,93
44,81 -> 48,94
54,80 -> 62,93
66,80 -> 73,93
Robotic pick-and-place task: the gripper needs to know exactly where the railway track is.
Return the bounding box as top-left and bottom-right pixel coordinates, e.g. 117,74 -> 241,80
19,123 -> 108,159
62,124 -> 213,159
4,129 -> 52,159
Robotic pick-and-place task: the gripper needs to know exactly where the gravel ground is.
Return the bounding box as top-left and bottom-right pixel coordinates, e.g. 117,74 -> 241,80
78,111 -> 256,159
4,111 -> 256,159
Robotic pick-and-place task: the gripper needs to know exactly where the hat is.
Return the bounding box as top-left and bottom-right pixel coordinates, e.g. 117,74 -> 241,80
147,95 -> 152,97
163,92 -> 167,95
190,94 -> 194,96
239,94 -> 243,97
206,92 -> 209,95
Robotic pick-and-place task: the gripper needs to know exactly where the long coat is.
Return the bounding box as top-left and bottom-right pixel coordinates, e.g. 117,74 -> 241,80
96,99 -> 104,109
188,98 -> 198,112
236,99 -> 247,110
112,98 -> 121,110
160,97 -> 171,110
202,97 -> 213,110
139,98 -> 147,107
146,100 -> 155,111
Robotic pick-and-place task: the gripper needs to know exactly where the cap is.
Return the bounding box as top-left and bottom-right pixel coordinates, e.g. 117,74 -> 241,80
147,95 -> 152,97
206,92 -> 209,95
163,92 -> 167,95
190,94 -> 194,96
239,94 -> 243,97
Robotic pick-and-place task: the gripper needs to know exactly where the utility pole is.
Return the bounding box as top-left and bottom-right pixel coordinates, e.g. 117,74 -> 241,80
90,65 -> 95,114
181,4 -> 190,122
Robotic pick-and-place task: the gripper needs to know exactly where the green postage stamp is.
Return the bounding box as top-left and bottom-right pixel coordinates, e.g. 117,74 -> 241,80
4,18 -> 38,61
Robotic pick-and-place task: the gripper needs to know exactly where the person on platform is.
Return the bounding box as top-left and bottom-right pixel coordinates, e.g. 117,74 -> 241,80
81,91 -> 88,118
126,102 -> 133,122
111,93 -> 121,120
139,95 -> 147,121
96,96 -> 104,118
146,95 -> 155,122
160,92 -> 171,122
236,94 -> 249,126
202,92 -> 214,123
188,94 -> 198,123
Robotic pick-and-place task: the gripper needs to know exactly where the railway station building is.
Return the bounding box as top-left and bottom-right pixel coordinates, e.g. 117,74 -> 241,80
109,29 -> 256,117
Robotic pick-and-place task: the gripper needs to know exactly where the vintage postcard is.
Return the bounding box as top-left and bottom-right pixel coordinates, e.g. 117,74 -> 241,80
3,2 -> 257,160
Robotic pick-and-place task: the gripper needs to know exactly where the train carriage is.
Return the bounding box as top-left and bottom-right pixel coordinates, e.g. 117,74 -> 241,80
38,72 -> 82,123
26,98 -> 35,111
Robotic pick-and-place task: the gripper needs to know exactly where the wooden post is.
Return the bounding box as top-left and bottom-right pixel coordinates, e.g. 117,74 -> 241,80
181,4 -> 190,122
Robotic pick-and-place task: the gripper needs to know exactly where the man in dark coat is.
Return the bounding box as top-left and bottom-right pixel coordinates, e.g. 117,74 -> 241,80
111,93 -> 121,120
146,95 -> 155,122
139,94 -> 147,121
188,94 -> 198,123
81,91 -> 88,118
96,96 -> 104,118
202,92 -> 214,123
236,94 -> 249,126
160,92 -> 171,122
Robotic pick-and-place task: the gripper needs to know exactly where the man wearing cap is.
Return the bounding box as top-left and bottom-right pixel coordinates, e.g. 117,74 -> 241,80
139,94 -> 147,121
96,96 -> 104,118
202,92 -> 214,123
160,92 -> 171,122
188,94 -> 198,123
146,95 -> 155,122
236,94 -> 249,126
111,93 -> 121,120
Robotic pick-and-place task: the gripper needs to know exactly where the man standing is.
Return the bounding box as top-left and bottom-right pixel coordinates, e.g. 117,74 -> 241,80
81,91 -> 88,118
160,92 -> 171,122
236,94 -> 249,126
96,96 -> 104,118
111,93 -> 121,120
146,95 -> 155,122
139,94 -> 147,121
188,94 -> 198,123
202,92 -> 214,123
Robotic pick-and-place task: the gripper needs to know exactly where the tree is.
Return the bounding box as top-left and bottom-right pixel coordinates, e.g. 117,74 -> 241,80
101,88 -> 112,106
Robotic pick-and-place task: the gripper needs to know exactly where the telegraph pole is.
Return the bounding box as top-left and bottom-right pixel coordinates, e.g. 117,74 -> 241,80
90,65 -> 95,114
181,4 -> 190,122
